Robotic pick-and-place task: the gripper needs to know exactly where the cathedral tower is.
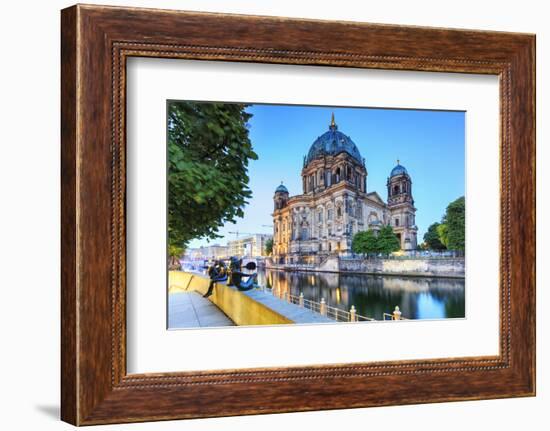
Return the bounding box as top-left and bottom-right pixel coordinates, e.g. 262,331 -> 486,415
387,161 -> 418,250
273,182 -> 289,210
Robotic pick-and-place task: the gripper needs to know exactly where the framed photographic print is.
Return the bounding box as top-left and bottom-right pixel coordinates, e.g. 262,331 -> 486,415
61,4 -> 536,425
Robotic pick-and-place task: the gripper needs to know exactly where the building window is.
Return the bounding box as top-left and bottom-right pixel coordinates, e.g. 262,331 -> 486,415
318,210 -> 323,223
328,208 -> 333,220
393,185 -> 399,195
337,206 -> 342,218
395,218 -> 399,227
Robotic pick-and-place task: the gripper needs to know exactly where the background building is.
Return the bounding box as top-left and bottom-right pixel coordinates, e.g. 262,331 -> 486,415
185,244 -> 229,260
227,234 -> 273,258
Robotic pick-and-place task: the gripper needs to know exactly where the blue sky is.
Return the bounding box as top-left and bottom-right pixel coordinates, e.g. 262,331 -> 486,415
187,104 -> 465,248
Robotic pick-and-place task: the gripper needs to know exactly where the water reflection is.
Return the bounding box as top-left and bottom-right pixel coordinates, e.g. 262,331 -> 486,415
257,268 -> 465,321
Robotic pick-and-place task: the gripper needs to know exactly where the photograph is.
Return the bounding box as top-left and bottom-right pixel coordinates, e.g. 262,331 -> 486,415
167,101 -> 466,329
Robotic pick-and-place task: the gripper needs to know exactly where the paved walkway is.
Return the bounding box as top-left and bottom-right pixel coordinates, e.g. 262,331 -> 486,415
168,291 -> 234,329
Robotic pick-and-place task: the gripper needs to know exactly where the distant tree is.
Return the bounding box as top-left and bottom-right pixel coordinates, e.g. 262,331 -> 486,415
436,223 -> 449,248
377,225 -> 401,255
352,230 -> 378,254
445,196 -> 465,250
265,238 -> 273,255
424,222 -> 447,250
168,101 -> 258,250
168,244 -> 185,270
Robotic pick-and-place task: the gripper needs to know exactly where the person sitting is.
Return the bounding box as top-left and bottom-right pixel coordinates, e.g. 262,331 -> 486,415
203,260 -> 228,298
227,257 -> 258,291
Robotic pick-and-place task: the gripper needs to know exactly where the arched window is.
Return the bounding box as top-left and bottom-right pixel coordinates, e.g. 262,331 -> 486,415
335,167 -> 341,183
337,206 -> 342,218
393,185 -> 399,195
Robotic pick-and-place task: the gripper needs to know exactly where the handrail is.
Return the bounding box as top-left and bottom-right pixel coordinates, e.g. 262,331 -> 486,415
272,289 -> 375,322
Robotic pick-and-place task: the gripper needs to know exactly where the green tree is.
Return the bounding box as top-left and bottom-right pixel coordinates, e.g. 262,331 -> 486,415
168,101 -> 258,250
264,238 -> 273,256
424,222 -> 447,250
445,196 -> 465,250
377,225 -> 401,255
437,223 -> 449,248
352,229 -> 378,254
168,244 -> 185,270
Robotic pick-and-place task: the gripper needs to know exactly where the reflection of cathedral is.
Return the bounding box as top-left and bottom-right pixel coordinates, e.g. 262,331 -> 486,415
272,114 -> 417,264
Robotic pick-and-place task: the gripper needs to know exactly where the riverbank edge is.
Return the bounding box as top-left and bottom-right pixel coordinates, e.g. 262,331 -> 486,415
267,256 -> 465,279
267,267 -> 465,279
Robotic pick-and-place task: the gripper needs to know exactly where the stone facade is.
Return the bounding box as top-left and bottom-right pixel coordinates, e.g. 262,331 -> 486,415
272,114 -> 417,264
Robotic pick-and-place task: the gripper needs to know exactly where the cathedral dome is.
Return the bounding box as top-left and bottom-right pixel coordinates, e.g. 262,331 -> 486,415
390,162 -> 408,177
275,183 -> 288,193
306,114 -> 362,165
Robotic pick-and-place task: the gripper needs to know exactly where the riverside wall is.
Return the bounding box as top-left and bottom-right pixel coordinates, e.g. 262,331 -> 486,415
269,256 -> 465,278
168,271 -> 333,325
337,257 -> 465,278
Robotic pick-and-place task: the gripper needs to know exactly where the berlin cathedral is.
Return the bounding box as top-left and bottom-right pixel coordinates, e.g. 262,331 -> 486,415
272,114 -> 418,264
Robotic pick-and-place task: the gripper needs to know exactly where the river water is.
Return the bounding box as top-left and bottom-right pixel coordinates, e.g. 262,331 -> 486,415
256,268 -> 465,321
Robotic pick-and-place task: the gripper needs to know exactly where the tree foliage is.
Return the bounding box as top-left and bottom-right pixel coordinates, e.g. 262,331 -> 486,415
265,238 -> 273,256
424,222 -> 447,250
443,196 -> 465,250
436,223 -> 449,248
352,229 -> 378,254
352,226 -> 400,255
168,244 -> 185,270
377,225 -> 401,254
424,196 -> 465,251
168,101 -> 257,249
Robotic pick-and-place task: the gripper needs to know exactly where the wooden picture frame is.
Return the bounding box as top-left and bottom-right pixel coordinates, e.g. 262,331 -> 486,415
61,4 -> 535,425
